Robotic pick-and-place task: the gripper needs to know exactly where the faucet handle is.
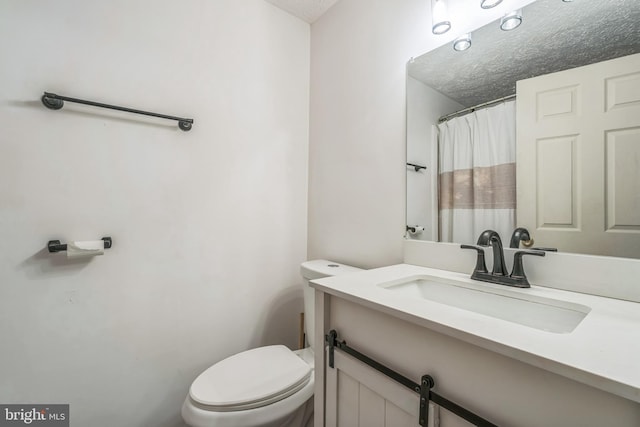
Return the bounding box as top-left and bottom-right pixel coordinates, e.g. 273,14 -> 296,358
510,250 -> 545,282
461,245 -> 488,274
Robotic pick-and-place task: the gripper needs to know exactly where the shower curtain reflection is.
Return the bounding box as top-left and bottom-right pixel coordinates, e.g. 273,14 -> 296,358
437,100 -> 516,243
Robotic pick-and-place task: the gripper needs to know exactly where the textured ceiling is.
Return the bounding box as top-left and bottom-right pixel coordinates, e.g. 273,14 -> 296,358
408,0 -> 640,108
265,0 -> 340,23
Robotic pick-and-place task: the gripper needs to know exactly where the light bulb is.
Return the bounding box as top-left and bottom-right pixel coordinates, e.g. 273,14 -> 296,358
453,34 -> 472,51
480,0 -> 503,9
432,0 -> 451,35
500,10 -> 522,31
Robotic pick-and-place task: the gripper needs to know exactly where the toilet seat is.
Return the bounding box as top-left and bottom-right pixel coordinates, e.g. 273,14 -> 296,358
189,345 -> 312,411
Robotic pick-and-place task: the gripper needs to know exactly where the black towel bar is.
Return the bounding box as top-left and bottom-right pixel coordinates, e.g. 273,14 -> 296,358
41,92 -> 194,131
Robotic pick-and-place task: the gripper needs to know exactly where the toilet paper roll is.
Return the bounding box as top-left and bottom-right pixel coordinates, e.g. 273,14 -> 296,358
66,240 -> 105,258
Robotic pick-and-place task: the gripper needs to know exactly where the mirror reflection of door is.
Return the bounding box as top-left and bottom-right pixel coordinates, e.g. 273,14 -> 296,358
517,53 -> 640,258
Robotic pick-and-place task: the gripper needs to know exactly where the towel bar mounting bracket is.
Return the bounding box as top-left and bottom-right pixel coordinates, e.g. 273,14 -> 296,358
41,95 -> 64,110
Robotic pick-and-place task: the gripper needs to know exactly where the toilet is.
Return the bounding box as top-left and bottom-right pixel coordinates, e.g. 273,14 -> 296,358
182,260 -> 362,427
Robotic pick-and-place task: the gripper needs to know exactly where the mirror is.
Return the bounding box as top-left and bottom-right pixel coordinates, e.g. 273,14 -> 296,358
406,0 -> 640,257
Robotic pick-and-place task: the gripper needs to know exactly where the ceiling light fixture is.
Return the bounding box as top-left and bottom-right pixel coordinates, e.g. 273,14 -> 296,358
480,0 -> 503,9
431,0 -> 451,35
500,10 -> 523,31
453,34 -> 472,51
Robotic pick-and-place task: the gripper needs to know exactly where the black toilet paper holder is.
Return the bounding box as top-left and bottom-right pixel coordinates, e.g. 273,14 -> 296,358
48,237 -> 113,253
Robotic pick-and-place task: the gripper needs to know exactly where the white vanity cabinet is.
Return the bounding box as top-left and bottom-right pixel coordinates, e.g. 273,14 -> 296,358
311,266 -> 640,427
325,345 -> 427,427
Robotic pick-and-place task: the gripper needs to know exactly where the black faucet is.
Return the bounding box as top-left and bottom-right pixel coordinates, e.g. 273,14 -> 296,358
462,230 -> 546,288
488,235 -> 508,276
510,227 -> 531,248
509,227 -> 559,252
475,230 -> 508,276
477,229 -> 500,246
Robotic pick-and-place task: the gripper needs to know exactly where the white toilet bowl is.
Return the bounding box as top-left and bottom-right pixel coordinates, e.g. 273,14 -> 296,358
182,346 -> 315,427
182,260 -> 362,427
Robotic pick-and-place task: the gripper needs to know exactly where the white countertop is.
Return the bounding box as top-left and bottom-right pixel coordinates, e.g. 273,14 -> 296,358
311,263 -> 640,403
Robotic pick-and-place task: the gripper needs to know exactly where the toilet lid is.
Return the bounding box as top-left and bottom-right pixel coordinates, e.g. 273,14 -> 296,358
190,345 -> 312,410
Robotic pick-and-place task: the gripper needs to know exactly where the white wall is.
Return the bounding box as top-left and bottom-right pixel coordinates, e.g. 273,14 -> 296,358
0,1 -> 309,426
406,77 -> 463,241
308,0 -> 536,268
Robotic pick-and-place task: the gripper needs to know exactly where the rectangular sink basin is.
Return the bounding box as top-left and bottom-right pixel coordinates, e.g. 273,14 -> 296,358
379,276 -> 590,333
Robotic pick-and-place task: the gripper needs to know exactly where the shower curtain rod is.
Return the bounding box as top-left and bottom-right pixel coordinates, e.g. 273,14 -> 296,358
438,94 -> 516,123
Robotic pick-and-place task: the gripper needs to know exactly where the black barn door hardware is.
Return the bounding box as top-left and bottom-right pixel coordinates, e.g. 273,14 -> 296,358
326,330 -> 498,427
41,92 -> 194,131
